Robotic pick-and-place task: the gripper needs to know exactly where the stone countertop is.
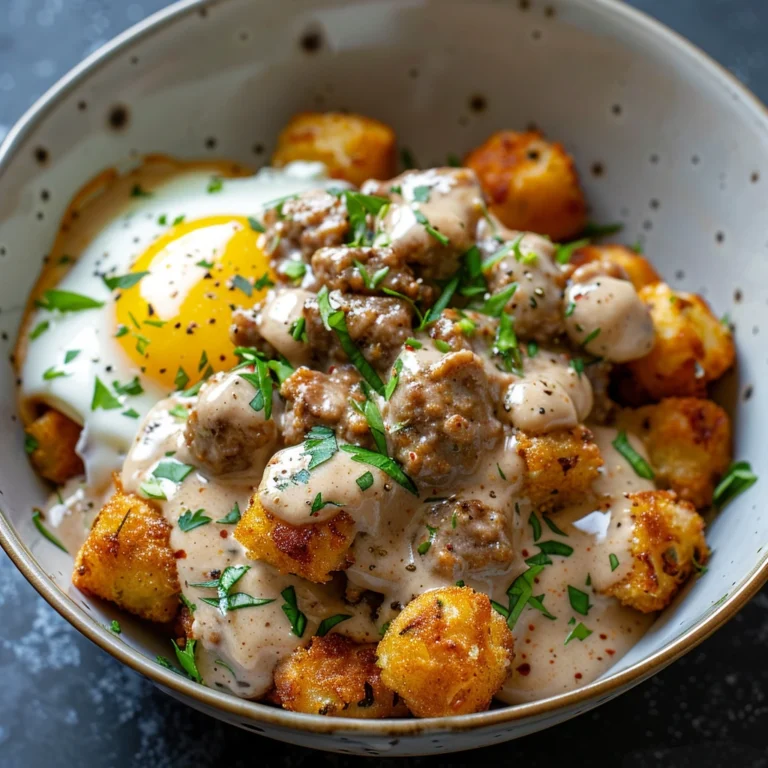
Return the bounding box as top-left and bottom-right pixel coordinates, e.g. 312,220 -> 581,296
1,1 -> 767,766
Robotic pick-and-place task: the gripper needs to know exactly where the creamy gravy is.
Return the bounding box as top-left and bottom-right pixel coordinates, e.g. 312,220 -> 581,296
39,165 -> 669,709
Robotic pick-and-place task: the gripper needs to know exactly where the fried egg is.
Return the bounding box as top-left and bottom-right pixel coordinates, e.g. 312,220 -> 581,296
19,157 -> 334,489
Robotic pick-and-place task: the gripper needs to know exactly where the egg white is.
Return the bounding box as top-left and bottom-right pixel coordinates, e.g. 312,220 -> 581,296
21,161 -> 333,489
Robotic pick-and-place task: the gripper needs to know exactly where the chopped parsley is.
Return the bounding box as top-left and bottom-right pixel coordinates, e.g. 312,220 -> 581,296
174,367 -> 190,390
581,327 -> 601,348
713,461 -> 757,510
411,185 -> 431,203
354,386 -> 388,455
207,177 -> 223,194
341,444 -> 418,496
564,622 -> 593,645
413,209 -> 449,246
554,237 -> 590,265
35,289 -> 104,312
433,339 -> 452,353
153,459 -> 195,484
113,376 -> 143,396
343,191 -> 389,246
495,565 -> 556,629
356,471 -> 374,491
612,430 -> 655,479
131,184 -> 152,198
478,282 -> 517,317
527,341 -> 539,358
417,524 -> 438,555
281,585 -> 307,637
194,564 -> 274,615
310,493 -> 342,517
178,508 -> 212,532
568,585 -> 591,615
317,614 -> 352,637
31,508 -> 68,552
29,320 -> 50,340
303,425 -> 338,471
42,366 -> 68,381
405,337 -> 423,349
609,553 -> 620,572
418,275 -> 459,329
528,511 -> 542,542
494,312 -> 522,374
239,357 -> 274,419
218,502 -> 242,525
91,378 -> 121,411
180,594 -> 197,613
103,271 -> 149,291
110,620 -> 121,634
316,286 -> 384,394
232,274 -> 253,297
255,272 -> 275,291
384,358 -> 403,401
122,408 -> 140,419
289,317 -> 307,342
282,260 -> 307,282
565,301 -> 576,317
355,261 -> 389,290
172,639 -> 203,683
139,480 -> 166,500
248,216 -> 265,233
24,434 -> 38,454
543,516 -> 568,537
581,221 -> 623,238
497,463 -> 506,480
169,404 -> 189,420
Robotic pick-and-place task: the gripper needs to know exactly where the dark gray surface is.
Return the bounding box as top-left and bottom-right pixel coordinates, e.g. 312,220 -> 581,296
1,1 -> 767,766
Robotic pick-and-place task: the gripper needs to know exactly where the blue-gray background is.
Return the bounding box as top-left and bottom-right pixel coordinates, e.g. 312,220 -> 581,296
1,2 -> 767,766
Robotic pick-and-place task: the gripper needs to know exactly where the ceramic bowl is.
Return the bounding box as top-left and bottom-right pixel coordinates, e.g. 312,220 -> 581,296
1,0 -> 766,756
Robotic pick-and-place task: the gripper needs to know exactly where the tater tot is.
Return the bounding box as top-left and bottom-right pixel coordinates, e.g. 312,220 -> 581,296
621,398 -> 732,508
25,408 -> 84,484
234,494 -> 355,584
72,488 -> 180,623
272,112 -> 397,186
377,586 -> 515,717
625,283 -> 735,400
273,634 -> 409,718
517,426 -> 604,511
465,130 -> 587,240
602,490 -> 708,613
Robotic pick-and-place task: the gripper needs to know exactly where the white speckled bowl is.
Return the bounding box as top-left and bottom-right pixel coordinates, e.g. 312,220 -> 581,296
0,0 -> 766,755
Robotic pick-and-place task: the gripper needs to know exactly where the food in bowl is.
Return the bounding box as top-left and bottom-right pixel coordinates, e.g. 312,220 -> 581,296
15,111 -> 754,718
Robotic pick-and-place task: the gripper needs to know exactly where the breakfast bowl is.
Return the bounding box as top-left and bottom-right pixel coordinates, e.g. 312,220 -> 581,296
1,0 -> 766,755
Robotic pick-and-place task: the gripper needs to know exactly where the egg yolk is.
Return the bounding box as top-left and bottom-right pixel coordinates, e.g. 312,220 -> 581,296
116,216 -> 272,389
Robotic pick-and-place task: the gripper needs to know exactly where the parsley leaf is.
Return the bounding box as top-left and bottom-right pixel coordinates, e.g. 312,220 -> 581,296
564,622 -> 593,645
153,459 -> 195,484
139,480 -> 166,500
248,216 -> 265,233
24,434 -> 38,454
29,320 -> 50,340
317,614 -> 352,637
31,508 -> 68,552
713,461 -> 758,509
568,585 -> 591,615
478,283 -> 517,317
91,377 -> 121,411
609,553 -> 620,571
417,524 -> 438,555
355,260 -> 390,290
384,358 -> 403,401
356,471 -> 374,491
303,425 -> 338,471
310,493 -> 342,517
413,209 -> 449,246
282,260 -> 307,282
36,289 -> 104,312
172,639 -> 203,683
341,444 -> 418,495
281,585 -> 307,637
103,271 -> 149,291
232,274 -> 253,297
412,185 -> 431,203
528,511 -> 542,542
612,430 -> 655,479
239,357 -> 273,419
178,508 -> 212,532
218,502 -> 242,524
419,275 -> 459,329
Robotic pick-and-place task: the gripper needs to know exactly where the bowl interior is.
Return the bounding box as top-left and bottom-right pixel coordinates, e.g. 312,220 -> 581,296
0,0 -> 766,753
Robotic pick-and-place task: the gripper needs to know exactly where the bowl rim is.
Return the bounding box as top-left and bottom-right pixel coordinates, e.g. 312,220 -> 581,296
1,0 -> 767,738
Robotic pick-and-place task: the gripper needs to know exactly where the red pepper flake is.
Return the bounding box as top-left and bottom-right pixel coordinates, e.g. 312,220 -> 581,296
516,663 -> 531,676
606,649 -> 616,656
219,529 -> 228,539
174,549 -> 187,559
521,548 -> 529,557
599,633 -> 608,640
574,672 -> 583,680
528,624 -> 536,632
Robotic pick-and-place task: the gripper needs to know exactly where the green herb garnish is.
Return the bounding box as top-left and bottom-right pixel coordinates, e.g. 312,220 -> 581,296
178,508 -> 212,532
612,430 -> 655,479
